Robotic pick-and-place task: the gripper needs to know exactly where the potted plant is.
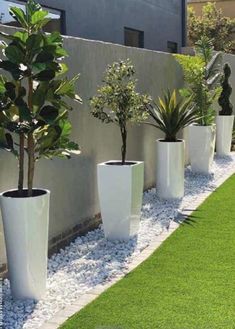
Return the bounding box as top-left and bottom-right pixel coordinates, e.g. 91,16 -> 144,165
175,37 -> 222,174
91,59 -> 151,240
146,90 -> 197,199
0,0 -> 81,300
216,63 -> 234,156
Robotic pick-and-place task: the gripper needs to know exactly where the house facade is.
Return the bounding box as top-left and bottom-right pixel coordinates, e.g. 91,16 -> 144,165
0,0 -> 186,53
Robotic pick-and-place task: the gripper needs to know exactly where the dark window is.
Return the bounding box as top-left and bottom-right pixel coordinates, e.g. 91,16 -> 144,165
167,41 -> 178,54
124,27 -> 144,48
0,0 -> 65,33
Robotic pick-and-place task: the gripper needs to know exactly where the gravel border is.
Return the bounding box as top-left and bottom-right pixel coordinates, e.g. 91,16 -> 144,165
2,155 -> 235,329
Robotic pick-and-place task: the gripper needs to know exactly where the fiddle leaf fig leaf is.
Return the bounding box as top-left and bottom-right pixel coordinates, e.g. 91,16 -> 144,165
5,46 -> 25,64
31,10 -> 48,25
9,7 -> 27,28
39,105 -> 58,123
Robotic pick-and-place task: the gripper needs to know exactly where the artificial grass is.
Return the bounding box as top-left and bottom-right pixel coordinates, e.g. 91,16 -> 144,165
61,174 -> 235,329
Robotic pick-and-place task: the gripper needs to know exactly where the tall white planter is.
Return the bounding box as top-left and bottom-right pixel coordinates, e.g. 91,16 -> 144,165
97,161 -> 144,240
189,124 -> 216,174
156,140 -> 185,199
0,189 -> 50,300
216,115 -> 234,156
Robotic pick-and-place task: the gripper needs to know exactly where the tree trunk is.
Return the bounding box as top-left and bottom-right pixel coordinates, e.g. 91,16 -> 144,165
27,132 -> 35,197
120,126 -> 127,165
18,133 -> 24,195
27,77 -> 35,197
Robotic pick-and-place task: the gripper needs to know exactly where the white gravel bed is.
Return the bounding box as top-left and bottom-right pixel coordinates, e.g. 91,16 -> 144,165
2,155 -> 235,329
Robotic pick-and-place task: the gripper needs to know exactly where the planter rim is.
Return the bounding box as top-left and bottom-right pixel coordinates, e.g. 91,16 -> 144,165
98,160 -> 143,167
0,188 -> 50,199
189,123 -> 216,128
216,114 -> 234,117
156,138 -> 184,143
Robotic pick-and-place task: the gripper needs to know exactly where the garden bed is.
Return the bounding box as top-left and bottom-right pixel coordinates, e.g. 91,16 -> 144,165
3,155 -> 235,329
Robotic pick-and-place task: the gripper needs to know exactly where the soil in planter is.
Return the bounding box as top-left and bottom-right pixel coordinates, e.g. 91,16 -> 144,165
106,161 -> 137,166
3,189 -> 47,198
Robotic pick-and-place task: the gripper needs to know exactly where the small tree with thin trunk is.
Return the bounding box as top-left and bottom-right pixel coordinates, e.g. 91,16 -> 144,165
91,59 -> 151,165
0,0 -> 81,197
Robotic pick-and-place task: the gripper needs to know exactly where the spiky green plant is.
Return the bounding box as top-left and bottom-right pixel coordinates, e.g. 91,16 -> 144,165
218,63 -> 233,115
0,0 -> 82,197
146,90 -> 198,142
175,36 -> 222,126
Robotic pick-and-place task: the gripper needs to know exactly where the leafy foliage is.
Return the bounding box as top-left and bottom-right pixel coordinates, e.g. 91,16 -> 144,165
188,2 -> 235,53
175,36 -> 222,126
218,63 -> 233,116
91,59 -> 151,164
0,0 -> 82,196
146,90 -> 198,142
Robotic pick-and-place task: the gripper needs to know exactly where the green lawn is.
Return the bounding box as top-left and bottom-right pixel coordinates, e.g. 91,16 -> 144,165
61,174 -> 235,329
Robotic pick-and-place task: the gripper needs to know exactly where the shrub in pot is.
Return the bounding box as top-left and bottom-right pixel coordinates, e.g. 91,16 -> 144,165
175,37 -> 222,174
91,59 -> 151,240
0,0 -> 81,300
146,90 -> 197,199
216,63 -> 234,156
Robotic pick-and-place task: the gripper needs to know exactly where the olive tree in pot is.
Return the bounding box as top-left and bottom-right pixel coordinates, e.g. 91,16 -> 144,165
0,0 -> 81,300
146,90 -> 197,199
175,37 -> 222,174
216,63 -> 234,156
91,59 -> 151,241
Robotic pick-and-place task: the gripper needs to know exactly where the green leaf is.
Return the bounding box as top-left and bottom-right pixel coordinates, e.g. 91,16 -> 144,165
0,77 -> 6,94
26,34 -> 43,52
34,70 -> 55,81
31,10 -> 48,25
35,50 -> 54,63
9,7 -> 27,28
39,105 -> 58,123
5,45 -> 25,64
14,31 -> 29,43
45,32 -> 62,45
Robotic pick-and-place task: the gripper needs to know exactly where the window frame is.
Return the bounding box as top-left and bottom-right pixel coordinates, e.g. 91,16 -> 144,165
0,0 -> 66,34
124,27 -> 144,49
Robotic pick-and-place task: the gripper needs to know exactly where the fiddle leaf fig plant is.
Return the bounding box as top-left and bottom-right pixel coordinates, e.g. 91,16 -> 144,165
0,0 -> 82,197
175,36 -> 222,126
218,63 -> 233,115
146,89 -> 198,142
91,59 -> 151,165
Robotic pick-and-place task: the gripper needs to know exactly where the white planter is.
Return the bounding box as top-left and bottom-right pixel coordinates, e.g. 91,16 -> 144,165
0,189 -> 50,300
216,115 -> 234,156
188,124 -> 216,174
97,161 -> 144,240
156,139 -> 185,199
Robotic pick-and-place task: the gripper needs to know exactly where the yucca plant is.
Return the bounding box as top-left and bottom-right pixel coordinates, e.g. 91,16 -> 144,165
146,90 -> 198,142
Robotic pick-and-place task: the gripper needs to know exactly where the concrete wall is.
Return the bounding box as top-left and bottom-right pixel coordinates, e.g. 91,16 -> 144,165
19,0 -> 185,52
1,26 -> 235,268
0,24 -> 184,267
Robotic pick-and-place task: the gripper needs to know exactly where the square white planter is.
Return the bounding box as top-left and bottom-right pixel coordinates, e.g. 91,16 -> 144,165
216,115 -> 234,156
97,161 -> 144,240
189,124 -> 216,174
0,189 -> 50,300
156,139 -> 185,199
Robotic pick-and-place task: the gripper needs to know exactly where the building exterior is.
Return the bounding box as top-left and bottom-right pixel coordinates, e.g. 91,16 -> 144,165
0,0 -> 186,53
